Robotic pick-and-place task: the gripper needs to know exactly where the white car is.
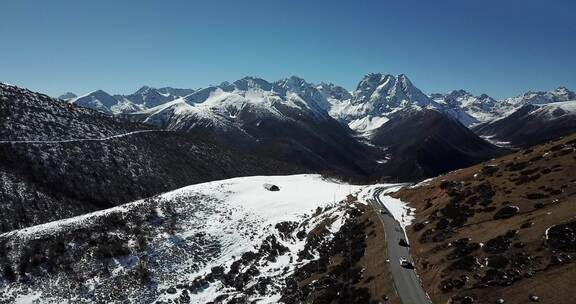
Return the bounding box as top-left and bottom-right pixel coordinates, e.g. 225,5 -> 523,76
399,257 -> 414,269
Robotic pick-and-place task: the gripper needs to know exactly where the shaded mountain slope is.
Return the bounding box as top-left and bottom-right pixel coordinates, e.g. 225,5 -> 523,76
0,83 -> 302,233
0,83 -> 146,141
370,109 -> 509,181
127,77 -> 380,180
473,101 -> 576,148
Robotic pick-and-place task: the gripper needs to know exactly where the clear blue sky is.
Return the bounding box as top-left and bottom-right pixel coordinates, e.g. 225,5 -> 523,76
1,0 -> 574,99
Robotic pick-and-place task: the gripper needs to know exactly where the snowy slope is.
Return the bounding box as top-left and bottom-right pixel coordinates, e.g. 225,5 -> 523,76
532,100 -> 576,117
0,174 -> 405,303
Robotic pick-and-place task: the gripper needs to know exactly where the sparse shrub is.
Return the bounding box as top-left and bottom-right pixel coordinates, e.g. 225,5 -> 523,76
133,259 -> 151,284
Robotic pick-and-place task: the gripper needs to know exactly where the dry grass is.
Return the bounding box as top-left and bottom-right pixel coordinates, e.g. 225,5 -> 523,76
294,198 -> 400,303
396,133 -> 576,304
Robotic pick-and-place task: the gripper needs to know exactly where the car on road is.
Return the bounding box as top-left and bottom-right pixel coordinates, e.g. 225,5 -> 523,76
399,257 -> 414,269
398,238 -> 410,247
380,210 -> 388,215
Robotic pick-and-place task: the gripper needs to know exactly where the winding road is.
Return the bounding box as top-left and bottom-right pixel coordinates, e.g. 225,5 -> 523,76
0,129 -> 167,145
372,187 -> 431,304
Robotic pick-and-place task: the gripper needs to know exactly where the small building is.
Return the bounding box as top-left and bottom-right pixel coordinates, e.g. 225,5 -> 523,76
263,183 -> 280,191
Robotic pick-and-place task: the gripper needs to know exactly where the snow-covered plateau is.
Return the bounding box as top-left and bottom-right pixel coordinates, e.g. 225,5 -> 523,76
0,174 -> 408,304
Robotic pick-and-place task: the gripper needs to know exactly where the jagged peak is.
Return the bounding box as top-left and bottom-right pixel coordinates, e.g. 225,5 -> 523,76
273,76 -> 318,94
448,89 -> 472,97
551,86 -> 575,96
134,85 -> 155,95
398,73 -> 410,82
232,76 -> 272,91
279,75 -> 311,87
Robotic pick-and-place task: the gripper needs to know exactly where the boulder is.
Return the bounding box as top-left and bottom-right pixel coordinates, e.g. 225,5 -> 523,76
545,220 -> 576,251
493,206 -> 519,219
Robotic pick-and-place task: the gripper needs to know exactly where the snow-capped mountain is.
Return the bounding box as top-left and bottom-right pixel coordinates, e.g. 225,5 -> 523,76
474,100 -> 576,148
68,86 -> 195,114
326,73 -> 480,132
463,87 -> 576,147
328,73 -> 439,132
156,87 -> 195,99
273,76 -> 333,114
117,86 -> 194,109
68,89 -> 120,114
316,82 -> 352,104
431,90 -> 498,125
500,86 -> 576,110
127,76 -> 378,178
21,75 -> 576,181
325,75 -> 576,133
126,75 -> 515,181
353,73 -> 433,110
133,76 -> 334,133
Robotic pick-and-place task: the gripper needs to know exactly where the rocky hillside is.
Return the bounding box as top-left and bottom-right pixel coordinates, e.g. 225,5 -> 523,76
0,83 -> 301,233
396,132 -> 576,304
0,83 -> 146,141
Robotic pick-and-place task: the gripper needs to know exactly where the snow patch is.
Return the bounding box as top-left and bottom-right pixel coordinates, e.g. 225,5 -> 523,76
378,186 -> 415,229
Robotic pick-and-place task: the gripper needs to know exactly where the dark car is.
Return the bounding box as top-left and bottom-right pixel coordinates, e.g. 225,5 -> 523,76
398,239 -> 410,247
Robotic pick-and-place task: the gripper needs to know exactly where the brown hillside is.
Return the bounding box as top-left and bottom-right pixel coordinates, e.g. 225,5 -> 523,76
396,133 -> 576,304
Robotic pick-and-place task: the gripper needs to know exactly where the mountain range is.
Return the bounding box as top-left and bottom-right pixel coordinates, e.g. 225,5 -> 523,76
58,74 -> 576,179
62,74 -> 576,144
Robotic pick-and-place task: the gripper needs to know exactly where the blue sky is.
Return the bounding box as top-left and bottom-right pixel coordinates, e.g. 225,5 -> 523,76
1,0 -> 574,99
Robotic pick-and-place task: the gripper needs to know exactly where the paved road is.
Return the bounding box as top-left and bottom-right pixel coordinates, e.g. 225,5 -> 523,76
0,129 -> 167,145
372,187 -> 431,304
